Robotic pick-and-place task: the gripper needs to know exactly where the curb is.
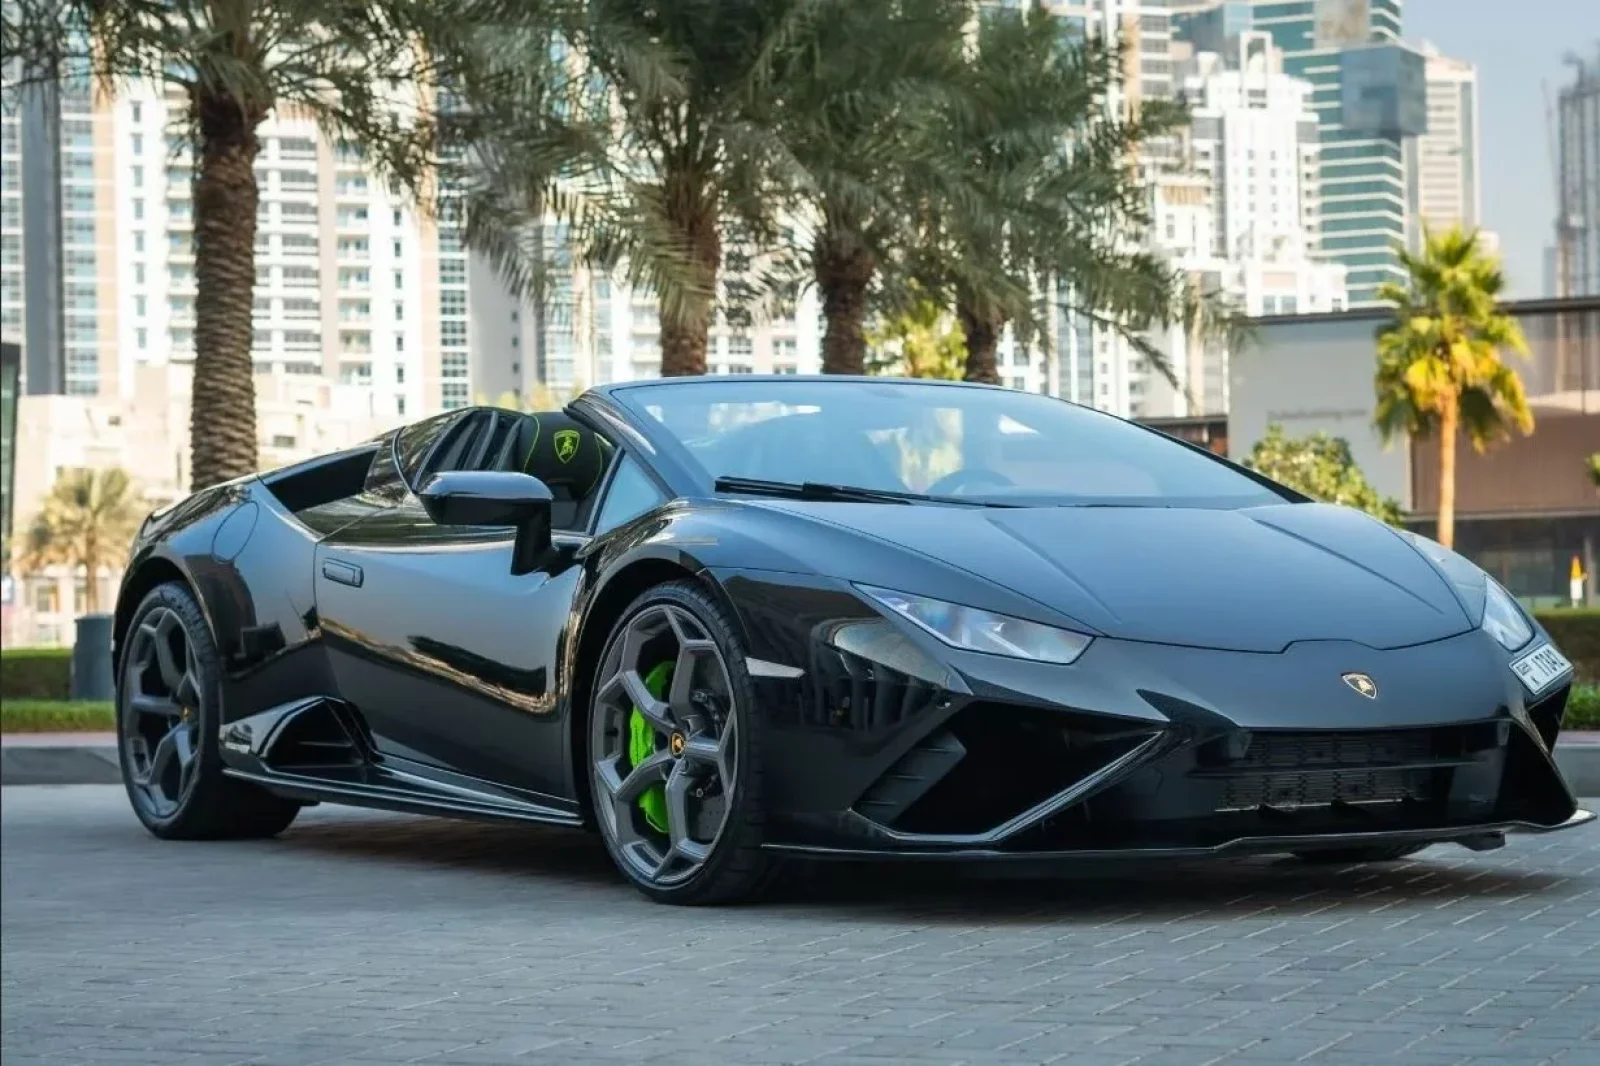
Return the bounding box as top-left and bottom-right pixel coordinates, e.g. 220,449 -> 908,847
1,733 -> 121,786
5,731 -> 1598,794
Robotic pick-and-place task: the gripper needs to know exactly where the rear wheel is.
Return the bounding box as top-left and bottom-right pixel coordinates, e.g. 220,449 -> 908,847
1292,843 -> 1429,864
118,581 -> 300,840
588,581 -> 773,904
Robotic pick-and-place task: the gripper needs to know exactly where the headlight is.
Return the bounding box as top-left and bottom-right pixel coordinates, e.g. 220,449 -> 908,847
857,585 -> 1093,665
1482,579 -> 1533,652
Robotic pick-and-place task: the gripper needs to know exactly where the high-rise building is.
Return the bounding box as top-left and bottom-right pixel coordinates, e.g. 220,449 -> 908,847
3,71 -> 479,417
1138,30 -> 1346,418
1,62 -> 120,397
1554,45 -> 1600,298
1415,44 -> 1480,235
1248,0 -> 1427,307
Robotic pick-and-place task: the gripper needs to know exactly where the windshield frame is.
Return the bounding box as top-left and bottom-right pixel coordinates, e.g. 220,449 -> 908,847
597,376 -> 1304,507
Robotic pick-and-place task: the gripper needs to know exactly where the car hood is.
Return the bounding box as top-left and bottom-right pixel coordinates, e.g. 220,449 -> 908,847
759,500 -> 1474,653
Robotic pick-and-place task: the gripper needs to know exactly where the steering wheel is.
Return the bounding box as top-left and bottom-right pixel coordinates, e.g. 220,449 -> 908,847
926,468 -> 1015,496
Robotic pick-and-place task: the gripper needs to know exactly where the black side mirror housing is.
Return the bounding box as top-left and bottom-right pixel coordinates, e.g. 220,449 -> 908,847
418,471 -> 554,575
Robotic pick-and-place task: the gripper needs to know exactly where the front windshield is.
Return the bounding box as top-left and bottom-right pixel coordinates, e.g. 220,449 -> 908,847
617,379 -> 1287,508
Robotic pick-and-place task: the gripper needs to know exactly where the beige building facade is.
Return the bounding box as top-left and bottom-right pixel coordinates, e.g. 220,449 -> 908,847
2,363 -> 395,647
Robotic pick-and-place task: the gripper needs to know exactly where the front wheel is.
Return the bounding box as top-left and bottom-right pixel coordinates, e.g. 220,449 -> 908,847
588,581 -> 774,904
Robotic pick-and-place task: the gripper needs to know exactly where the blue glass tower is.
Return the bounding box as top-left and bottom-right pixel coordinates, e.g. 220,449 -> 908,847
1246,0 -> 1426,305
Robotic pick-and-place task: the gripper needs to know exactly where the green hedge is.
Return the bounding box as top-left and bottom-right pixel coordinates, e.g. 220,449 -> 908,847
1536,610 -> 1600,685
0,700 -> 114,733
1567,685 -> 1600,731
0,647 -> 73,700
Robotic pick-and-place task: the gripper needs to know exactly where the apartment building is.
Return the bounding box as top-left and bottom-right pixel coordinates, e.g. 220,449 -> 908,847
1415,44 -> 1481,235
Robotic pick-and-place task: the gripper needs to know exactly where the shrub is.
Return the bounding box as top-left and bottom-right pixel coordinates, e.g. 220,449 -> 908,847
1536,609 -> 1600,685
1565,685 -> 1599,731
0,647 -> 73,700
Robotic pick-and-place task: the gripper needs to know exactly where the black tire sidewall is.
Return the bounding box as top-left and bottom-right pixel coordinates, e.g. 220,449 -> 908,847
117,581 -> 230,836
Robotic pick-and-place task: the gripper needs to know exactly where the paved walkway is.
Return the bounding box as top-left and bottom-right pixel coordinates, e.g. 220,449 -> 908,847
2,786 -> 1597,1065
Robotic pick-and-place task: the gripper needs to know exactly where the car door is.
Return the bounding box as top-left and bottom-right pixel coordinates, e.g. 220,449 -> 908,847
311,410 -> 591,801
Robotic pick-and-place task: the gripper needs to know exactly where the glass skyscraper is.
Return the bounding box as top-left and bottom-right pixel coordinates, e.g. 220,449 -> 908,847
1248,0 -> 1426,305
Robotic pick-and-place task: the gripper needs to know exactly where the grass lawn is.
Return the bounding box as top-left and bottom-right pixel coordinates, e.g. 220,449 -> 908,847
2,701 -> 114,733
0,687 -> 1596,734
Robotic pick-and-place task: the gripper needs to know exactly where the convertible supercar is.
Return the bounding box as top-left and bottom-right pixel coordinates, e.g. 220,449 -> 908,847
113,376 -> 1592,903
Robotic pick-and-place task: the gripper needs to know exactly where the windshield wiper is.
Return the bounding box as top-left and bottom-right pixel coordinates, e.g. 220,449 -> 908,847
713,476 -> 1013,507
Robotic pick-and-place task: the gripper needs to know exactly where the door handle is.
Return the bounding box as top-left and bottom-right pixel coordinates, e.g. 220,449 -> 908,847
321,559 -> 364,588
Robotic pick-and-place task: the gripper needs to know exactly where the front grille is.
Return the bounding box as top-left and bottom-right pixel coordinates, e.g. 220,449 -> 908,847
1199,727 -> 1494,815
1216,765 -> 1429,812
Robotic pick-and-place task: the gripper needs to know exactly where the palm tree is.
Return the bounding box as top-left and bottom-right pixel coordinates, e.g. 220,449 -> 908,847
1374,227 -> 1533,549
765,0 -> 970,375
445,0 -> 834,378
5,0 -> 442,490
864,290 -> 966,380
913,8 -> 1210,386
18,468 -> 146,614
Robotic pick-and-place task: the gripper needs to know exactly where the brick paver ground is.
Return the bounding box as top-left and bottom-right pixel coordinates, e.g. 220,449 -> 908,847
3,785 -> 1597,1066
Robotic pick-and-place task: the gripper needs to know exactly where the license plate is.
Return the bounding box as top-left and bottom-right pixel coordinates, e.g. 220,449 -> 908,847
1511,643 -> 1572,695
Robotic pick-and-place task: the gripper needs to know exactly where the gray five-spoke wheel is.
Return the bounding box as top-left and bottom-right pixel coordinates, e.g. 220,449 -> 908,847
592,603 -> 738,887
122,606 -> 204,819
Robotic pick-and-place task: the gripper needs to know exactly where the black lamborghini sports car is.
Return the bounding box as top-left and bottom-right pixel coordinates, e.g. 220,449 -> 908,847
113,376 -> 1592,903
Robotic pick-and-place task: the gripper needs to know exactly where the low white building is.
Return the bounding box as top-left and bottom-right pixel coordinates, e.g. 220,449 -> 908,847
2,363 -> 393,647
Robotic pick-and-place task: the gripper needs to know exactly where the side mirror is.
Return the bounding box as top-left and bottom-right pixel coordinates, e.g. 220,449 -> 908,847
418,471 -> 554,575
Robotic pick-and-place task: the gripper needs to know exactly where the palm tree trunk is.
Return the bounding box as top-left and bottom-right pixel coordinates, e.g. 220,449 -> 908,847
1437,399 -> 1459,549
958,305 -> 1002,385
83,535 -> 98,614
659,177 -> 720,377
815,229 -> 874,375
190,90 -> 265,489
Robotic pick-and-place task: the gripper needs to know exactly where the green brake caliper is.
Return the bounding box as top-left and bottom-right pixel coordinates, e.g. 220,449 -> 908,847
628,661 -> 674,833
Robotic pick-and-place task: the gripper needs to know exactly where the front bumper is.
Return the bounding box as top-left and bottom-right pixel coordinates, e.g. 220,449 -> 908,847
764,808 -> 1598,864
720,571 -> 1587,860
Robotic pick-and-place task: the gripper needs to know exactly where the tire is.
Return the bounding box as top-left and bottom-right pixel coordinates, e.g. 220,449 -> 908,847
1291,843 -> 1429,864
117,581 -> 301,840
587,580 -> 776,905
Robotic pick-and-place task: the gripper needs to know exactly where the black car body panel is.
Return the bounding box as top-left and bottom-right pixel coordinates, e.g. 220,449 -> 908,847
112,377 -> 1591,869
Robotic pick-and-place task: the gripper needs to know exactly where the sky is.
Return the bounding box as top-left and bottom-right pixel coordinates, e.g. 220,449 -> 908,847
1403,0 -> 1599,298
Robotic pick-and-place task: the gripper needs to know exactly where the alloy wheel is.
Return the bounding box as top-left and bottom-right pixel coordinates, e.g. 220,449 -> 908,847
592,603 -> 738,887
122,606 -> 204,819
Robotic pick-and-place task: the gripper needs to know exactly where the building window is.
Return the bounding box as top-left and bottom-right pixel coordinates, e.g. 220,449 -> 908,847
130,102 -> 141,123
136,328 -> 147,349
33,582 -> 59,614
131,133 -> 143,155
133,232 -> 144,253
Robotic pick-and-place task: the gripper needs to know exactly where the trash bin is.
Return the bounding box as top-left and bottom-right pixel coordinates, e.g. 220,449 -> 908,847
70,613 -> 116,702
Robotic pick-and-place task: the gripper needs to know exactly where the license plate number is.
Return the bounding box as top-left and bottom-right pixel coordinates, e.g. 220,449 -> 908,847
1511,643 -> 1572,695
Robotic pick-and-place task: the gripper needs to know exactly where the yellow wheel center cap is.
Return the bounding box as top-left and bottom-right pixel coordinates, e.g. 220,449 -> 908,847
669,733 -> 686,756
